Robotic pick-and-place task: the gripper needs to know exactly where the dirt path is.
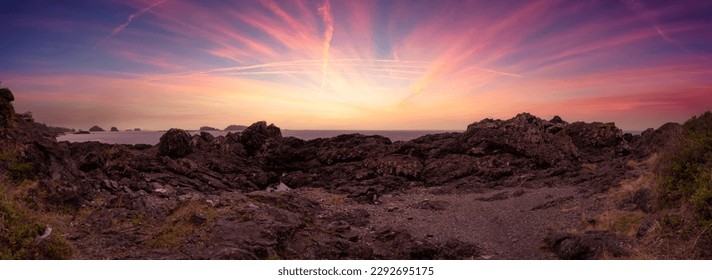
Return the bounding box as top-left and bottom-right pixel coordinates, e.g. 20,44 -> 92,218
297,183 -> 602,259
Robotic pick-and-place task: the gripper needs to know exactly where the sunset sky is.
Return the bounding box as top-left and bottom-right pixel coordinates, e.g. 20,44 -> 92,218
1,0 -> 711,130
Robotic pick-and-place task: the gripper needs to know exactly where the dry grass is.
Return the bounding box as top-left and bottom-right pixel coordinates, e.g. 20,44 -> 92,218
599,151 -> 712,259
581,163 -> 597,171
150,200 -> 217,249
590,210 -> 646,237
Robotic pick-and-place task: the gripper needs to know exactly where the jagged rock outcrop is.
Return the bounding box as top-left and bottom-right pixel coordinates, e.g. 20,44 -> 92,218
157,128 -> 193,159
239,121 -> 282,155
564,121 -> 629,162
0,88 -> 684,260
459,113 -> 578,169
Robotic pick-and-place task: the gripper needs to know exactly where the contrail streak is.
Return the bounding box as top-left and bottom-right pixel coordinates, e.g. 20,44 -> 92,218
143,59 -> 434,81
619,0 -> 705,59
473,67 -> 523,78
112,0 -> 166,36
318,0 -> 334,90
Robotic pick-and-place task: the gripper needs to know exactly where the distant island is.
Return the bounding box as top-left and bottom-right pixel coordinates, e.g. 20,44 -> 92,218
225,124 -> 247,131
110,127 -> 119,132
89,125 -> 105,132
199,126 -> 219,131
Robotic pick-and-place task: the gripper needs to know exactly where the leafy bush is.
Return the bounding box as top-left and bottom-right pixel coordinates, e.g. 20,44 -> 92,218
657,111 -> 712,223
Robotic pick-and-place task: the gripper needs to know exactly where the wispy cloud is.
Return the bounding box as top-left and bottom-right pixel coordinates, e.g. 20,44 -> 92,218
111,0 -> 166,37
318,0 -> 334,90
619,0 -> 705,59
3,0 -> 712,130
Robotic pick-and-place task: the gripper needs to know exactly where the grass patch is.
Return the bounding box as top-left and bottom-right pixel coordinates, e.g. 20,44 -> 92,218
150,201 -> 217,249
0,146 -> 35,182
0,182 -> 73,259
591,210 -> 646,237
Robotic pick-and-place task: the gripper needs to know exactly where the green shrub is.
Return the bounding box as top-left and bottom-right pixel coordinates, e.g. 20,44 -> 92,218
8,161 -> 34,181
657,111 -> 712,223
692,186 -> 712,221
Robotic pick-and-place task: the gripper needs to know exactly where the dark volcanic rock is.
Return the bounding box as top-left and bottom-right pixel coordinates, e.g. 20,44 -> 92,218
633,122 -> 682,157
458,113 -> 579,170
0,88 -> 16,130
89,125 -> 105,132
240,121 -> 282,155
545,231 -> 634,260
324,208 -> 371,227
372,227 -> 480,259
110,127 -> 119,132
1,92 -> 677,260
158,128 -> 193,159
27,180 -> 93,212
365,154 -> 423,179
565,121 -> 628,162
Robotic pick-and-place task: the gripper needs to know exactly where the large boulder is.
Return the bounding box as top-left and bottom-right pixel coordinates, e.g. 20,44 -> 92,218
158,128 -> 193,159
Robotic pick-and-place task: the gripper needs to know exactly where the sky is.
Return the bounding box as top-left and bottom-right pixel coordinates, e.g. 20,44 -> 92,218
1,0 -> 711,131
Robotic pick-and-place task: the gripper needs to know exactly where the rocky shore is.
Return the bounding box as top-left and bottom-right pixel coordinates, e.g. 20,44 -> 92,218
0,88 -> 690,259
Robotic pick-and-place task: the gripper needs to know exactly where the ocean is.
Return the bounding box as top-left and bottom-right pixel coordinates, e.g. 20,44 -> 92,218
56,130 -> 460,145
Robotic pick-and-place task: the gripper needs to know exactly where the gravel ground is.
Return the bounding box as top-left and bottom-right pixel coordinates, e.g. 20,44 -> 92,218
296,183 -> 605,259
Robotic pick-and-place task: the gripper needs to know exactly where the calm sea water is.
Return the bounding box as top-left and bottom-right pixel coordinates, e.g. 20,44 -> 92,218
57,130 -> 460,145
